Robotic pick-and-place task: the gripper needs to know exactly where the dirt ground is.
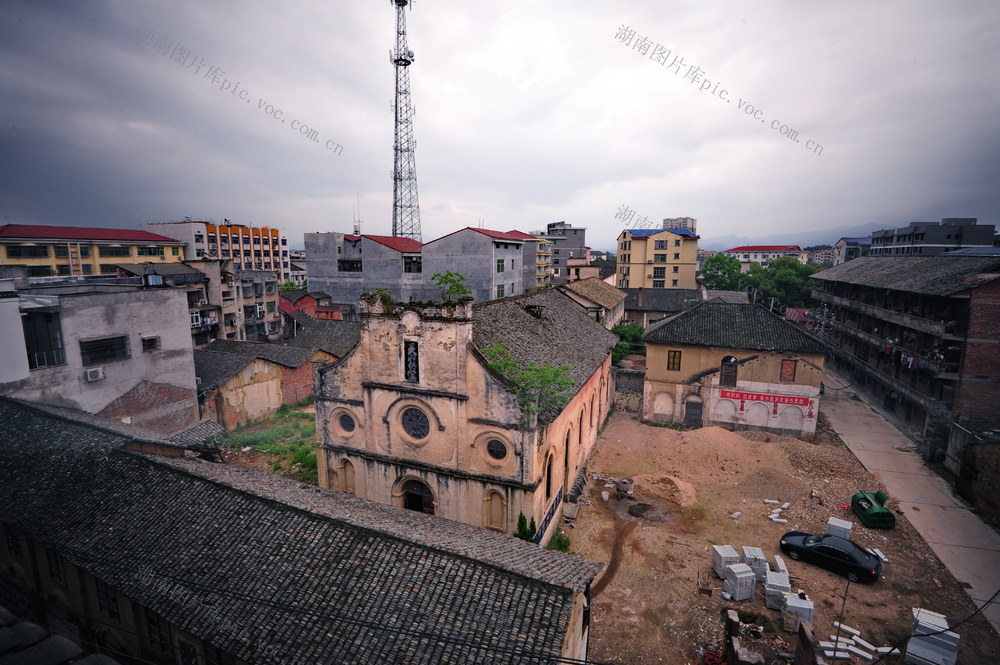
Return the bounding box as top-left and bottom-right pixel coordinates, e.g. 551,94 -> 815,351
574,410 -> 1000,665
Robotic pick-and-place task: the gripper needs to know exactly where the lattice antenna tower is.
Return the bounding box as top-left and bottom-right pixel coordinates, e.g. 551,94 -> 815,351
389,0 -> 421,241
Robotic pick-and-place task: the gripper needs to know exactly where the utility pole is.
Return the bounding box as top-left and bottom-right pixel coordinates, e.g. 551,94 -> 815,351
389,0 -> 421,241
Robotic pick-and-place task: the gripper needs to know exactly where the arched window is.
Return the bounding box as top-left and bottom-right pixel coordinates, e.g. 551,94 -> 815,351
339,459 -> 355,493
720,356 -> 738,387
545,454 -> 554,499
401,479 -> 434,514
590,394 -> 596,428
484,491 -> 506,530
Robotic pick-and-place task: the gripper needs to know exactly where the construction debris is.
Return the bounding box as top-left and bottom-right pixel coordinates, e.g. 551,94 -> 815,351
723,563 -> 755,601
741,546 -> 768,582
712,545 -> 740,579
906,607 -> 960,665
827,516 -> 853,539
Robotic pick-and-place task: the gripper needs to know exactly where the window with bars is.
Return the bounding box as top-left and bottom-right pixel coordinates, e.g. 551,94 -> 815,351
137,246 -> 165,256
22,312 -> 66,369
98,246 -> 131,257
720,357 -> 738,387
80,336 -> 130,366
6,245 -> 49,258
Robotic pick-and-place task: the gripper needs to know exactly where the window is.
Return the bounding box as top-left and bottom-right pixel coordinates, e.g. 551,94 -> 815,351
57,265 -> 71,276
654,254 -> 666,262
95,579 -> 120,619
191,311 -> 203,326
22,312 -> 65,369
720,357 -> 738,387
672,266 -> 679,273
780,359 -> 797,382
654,240 -> 667,249
652,280 -> 665,288
496,284 -> 505,298
80,336 -> 130,366
47,549 -> 66,586
98,246 -> 131,257
671,279 -> 678,286
673,253 -> 680,260
80,246 -> 90,257
6,245 -> 49,258
652,267 -> 665,278
55,245 -> 69,258
403,256 -> 422,273
404,340 -> 419,382
401,479 -> 434,514
338,413 -> 356,432
486,439 -> 508,460
141,337 -> 160,352
137,246 -> 165,256
674,239 -> 681,246
401,407 -> 430,439
27,265 -> 52,277
338,260 -> 362,272
267,301 -> 276,313
510,258 -> 515,270
667,350 -> 682,371
496,259 -> 505,273
145,610 -> 170,652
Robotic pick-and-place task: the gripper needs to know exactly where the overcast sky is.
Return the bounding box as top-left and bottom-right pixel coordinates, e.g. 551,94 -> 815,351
2,1 -> 998,251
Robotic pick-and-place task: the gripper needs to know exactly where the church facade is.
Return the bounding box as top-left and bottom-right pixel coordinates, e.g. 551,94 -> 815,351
314,289 -> 618,542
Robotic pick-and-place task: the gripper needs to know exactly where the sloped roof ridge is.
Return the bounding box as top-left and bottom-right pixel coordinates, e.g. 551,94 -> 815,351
2,397 -> 166,444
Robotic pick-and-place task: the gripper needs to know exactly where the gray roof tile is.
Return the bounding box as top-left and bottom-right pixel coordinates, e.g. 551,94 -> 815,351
813,256 -> 1000,296
0,397 -> 601,665
193,350 -> 256,390
203,339 -> 315,368
643,300 -> 826,354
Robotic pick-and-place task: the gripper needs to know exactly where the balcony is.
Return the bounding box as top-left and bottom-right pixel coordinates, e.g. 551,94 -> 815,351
812,291 -> 948,337
826,320 -> 961,377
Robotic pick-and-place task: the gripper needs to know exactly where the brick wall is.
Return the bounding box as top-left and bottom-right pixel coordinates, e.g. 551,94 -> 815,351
958,442 -> 1000,525
100,380 -> 199,434
956,280 -> 1000,420
281,352 -> 335,404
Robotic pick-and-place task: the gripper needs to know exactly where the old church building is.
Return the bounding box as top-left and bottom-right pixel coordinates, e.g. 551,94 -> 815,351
314,288 -> 618,542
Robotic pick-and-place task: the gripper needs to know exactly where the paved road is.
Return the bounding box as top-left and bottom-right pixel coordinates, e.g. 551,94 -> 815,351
821,370 -> 1000,634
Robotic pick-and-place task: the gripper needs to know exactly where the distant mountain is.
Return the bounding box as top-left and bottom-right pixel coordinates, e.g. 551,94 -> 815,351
699,222 -> 887,251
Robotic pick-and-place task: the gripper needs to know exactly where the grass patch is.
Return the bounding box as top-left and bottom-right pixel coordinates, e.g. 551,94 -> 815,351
221,405 -> 318,484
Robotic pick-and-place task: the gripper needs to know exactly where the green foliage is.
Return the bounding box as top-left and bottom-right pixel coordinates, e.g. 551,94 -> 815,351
483,343 -> 576,429
699,253 -> 746,291
278,280 -> 300,292
611,340 -> 631,363
431,270 -> 472,302
546,529 -> 571,553
513,512 -> 538,542
372,287 -> 394,308
220,405 -> 318,484
611,323 -> 645,343
744,257 -> 820,308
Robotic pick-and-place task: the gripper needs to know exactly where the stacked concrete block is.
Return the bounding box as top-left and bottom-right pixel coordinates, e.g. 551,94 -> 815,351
827,516 -> 853,539
773,555 -> 788,576
781,592 -> 815,632
741,546 -> 768,582
905,608 -> 959,665
711,545 -> 740,579
764,570 -> 790,610
723,563 -> 756,601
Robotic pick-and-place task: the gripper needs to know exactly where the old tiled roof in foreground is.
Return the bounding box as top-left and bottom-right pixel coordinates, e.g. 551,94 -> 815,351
812,256 -> 1000,296
643,300 -> 826,354
472,289 -> 618,421
203,339 -> 315,368
0,398 -> 601,665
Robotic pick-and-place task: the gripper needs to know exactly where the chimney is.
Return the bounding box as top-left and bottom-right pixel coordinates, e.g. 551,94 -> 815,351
637,287 -> 644,308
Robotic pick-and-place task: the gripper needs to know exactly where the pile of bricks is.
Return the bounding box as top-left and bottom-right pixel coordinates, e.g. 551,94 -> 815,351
905,608 -> 959,665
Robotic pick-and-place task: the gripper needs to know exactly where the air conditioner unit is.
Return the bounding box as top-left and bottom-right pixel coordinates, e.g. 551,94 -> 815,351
198,299 -> 208,306
647,260 -> 652,264
84,367 -> 105,382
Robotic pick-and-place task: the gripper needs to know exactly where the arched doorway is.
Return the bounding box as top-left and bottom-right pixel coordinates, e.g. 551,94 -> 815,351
683,395 -> 703,427
338,459 -> 355,493
401,479 -> 434,514
484,491 -> 506,530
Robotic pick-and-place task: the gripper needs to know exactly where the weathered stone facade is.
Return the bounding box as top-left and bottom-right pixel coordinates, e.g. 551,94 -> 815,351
315,291 -> 616,542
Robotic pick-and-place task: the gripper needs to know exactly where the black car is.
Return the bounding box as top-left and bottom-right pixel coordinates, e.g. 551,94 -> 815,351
779,531 -> 882,583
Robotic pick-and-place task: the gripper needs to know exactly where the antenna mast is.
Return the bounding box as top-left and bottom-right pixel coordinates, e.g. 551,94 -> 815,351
389,0 -> 421,241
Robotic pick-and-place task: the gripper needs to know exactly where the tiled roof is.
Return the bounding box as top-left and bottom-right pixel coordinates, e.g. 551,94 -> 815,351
472,290 -> 618,422
705,289 -> 750,304
278,298 -> 298,315
4,397 -> 167,443
287,313 -> 361,357
667,229 -> 699,238
466,228 -> 527,241
166,419 -> 226,447
363,235 -> 423,253
193,350 -> 257,390
724,245 -> 802,252
559,277 -> 626,310
503,230 -> 540,240
279,288 -> 309,303
622,288 -> 703,312
643,300 -> 826,354
784,307 -> 813,323
622,229 -> 661,238
203,340 -> 315,368
0,224 -> 182,243
0,397 -> 601,665
812,256 -> 1000,296
837,237 -> 871,245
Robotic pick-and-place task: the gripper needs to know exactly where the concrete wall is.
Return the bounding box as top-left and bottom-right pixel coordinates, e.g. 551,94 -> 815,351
422,230 -> 523,303
0,279 -> 29,383
0,287 -> 198,434
204,358 -> 283,429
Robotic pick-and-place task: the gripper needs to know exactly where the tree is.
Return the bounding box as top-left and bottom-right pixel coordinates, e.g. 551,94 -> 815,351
700,254 -> 746,291
744,257 -> 820,308
431,271 -> 472,303
278,280 -> 301,292
483,343 -> 576,429
513,512 -> 537,542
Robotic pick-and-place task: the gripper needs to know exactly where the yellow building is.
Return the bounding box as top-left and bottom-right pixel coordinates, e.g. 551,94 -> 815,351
0,224 -> 186,277
616,228 -> 699,289
148,220 -> 289,281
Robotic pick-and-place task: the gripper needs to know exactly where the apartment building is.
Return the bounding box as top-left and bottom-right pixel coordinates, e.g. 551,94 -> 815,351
868,218 -> 996,258
832,237 -> 871,265
662,217 -> 698,234
812,256 -> 1000,434
148,219 -> 289,281
530,221 -> 588,278
720,245 -> 807,272
0,224 -> 185,276
808,248 -> 835,264
615,228 -> 699,289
